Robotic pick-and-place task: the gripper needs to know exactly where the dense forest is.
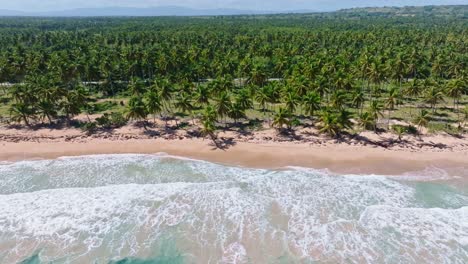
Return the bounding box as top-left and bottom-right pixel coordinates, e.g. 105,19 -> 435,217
0,5 -> 467,139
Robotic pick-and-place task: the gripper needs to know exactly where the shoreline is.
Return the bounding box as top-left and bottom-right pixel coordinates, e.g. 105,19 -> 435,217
1,121 -> 467,176
1,138 -> 467,176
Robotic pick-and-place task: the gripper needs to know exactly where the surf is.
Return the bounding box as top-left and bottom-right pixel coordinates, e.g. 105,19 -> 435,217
1,154 -> 467,263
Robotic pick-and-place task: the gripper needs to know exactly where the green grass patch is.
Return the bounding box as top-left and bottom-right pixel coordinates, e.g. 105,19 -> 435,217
427,122 -> 463,134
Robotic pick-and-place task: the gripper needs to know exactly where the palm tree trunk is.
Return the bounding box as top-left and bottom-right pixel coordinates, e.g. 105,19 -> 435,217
387,110 -> 392,129
46,114 -> 52,125
23,115 -> 30,127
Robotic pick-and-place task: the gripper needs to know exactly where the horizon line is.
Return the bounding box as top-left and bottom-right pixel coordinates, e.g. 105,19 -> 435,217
1,3 -> 466,14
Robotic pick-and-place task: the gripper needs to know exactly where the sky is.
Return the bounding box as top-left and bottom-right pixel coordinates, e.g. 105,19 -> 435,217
0,0 -> 466,12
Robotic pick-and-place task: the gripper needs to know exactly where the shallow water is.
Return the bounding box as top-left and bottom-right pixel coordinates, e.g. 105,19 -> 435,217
1,154 -> 467,263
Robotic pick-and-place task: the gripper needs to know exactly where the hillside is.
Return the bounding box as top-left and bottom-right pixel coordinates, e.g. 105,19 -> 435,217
338,5 -> 468,17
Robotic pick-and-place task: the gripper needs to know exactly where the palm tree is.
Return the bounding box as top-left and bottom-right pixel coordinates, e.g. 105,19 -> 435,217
62,87 -> 88,124
385,86 -> 401,111
404,79 -> 422,117
283,92 -> 299,114
358,112 -> 376,131
145,90 -> 162,123
195,84 -> 210,106
201,105 -> 217,124
414,110 -> 430,129
255,86 -> 269,114
405,79 -> 422,99
445,79 -> 466,123
387,53 -> 407,87
174,93 -> 194,125
464,106 -> 468,127
329,90 -> 348,110
9,102 -> 33,126
37,100 -> 57,124
154,78 -> 173,112
129,77 -> 146,96
336,108 -> 353,131
317,107 -> 352,137
385,86 -> 401,128
368,101 -> 384,132
272,107 -> 292,131
249,63 -> 268,87
424,86 -> 445,113
127,96 -> 148,123
351,88 -> 365,114
393,125 -> 406,141
228,102 -> 247,124
215,92 -> 231,126
200,105 -> 218,143
235,88 -> 253,110
201,119 -> 217,143
368,61 -> 383,97
318,109 -> 340,137
302,91 -> 321,118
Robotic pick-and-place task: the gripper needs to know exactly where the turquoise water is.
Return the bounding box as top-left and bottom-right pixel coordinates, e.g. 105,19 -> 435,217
1,154 -> 467,263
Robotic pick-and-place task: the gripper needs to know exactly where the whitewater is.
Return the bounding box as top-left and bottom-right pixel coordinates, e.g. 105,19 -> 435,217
0,154 -> 467,263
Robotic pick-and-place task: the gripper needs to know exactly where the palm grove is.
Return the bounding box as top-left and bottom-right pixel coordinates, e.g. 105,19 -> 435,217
0,9 -> 467,140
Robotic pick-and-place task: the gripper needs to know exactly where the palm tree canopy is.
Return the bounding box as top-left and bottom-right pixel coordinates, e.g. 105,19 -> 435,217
215,92 -> 231,118
272,108 -> 292,130
303,91 -> 322,116
127,96 -> 148,121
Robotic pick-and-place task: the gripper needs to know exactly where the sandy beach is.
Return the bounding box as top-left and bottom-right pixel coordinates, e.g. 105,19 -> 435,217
1,123 -> 467,176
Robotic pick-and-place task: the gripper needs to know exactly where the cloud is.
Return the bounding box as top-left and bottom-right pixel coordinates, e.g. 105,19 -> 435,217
1,0 -> 466,12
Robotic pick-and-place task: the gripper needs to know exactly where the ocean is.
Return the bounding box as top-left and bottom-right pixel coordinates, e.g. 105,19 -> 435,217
0,154 -> 467,263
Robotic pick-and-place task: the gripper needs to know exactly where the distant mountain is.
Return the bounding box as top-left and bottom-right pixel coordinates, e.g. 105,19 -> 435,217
0,6 -> 315,17
338,5 -> 467,17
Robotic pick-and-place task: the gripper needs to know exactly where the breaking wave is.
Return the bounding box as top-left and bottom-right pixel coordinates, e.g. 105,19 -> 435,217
1,154 -> 467,263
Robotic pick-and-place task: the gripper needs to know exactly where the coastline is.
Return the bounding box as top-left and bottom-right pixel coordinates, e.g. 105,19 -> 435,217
1,120 -> 467,176
1,137 -> 467,176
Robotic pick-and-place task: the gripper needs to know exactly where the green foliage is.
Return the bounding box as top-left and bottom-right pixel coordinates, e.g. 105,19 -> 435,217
174,93 -> 194,115
200,106 -> 218,139
272,108 -> 293,130
465,106 -> 468,121
145,90 -> 162,119
126,97 -> 148,121
88,101 -> 119,114
0,8 -> 466,137
303,91 -> 321,117
391,124 -> 420,139
424,86 -> 445,112
359,112 -> 376,131
392,125 -> 407,141
319,108 -> 353,137
81,122 -> 97,133
407,125 -> 419,135
368,101 -> 384,123
427,122 -> 463,134
414,110 -> 430,128
215,92 -> 231,119
228,102 -> 247,122
96,112 -> 127,129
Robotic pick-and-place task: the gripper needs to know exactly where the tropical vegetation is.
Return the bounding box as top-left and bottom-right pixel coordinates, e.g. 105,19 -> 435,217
0,6 -> 466,139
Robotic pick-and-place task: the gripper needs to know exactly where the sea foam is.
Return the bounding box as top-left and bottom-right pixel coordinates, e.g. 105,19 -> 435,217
0,154 -> 467,263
